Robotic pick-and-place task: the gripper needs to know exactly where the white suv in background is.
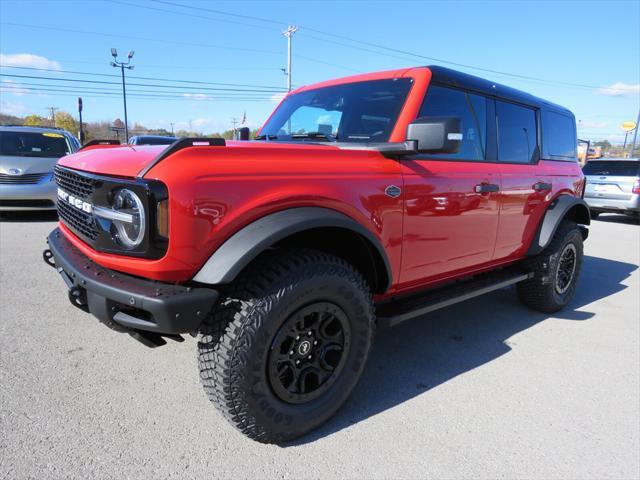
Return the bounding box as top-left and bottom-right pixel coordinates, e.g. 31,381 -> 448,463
583,157 -> 640,219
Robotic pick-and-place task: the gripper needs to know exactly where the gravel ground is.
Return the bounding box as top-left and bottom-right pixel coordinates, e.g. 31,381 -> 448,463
1,212 -> 638,480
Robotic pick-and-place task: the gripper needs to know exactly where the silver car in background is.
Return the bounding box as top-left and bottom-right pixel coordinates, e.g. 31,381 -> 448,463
583,157 -> 640,219
0,126 -> 80,211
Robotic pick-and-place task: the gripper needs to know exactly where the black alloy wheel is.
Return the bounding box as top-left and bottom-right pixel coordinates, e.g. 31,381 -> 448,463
268,302 -> 351,404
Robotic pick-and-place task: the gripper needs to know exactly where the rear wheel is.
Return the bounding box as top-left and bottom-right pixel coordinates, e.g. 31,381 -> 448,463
518,220 -> 584,313
197,248 -> 375,443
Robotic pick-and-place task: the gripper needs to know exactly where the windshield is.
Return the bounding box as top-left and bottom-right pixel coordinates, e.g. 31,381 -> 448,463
0,131 -> 71,158
259,78 -> 413,143
583,160 -> 640,176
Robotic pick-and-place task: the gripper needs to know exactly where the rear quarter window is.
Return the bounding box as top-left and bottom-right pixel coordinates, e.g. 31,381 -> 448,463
582,161 -> 640,176
542,110 -> 577,161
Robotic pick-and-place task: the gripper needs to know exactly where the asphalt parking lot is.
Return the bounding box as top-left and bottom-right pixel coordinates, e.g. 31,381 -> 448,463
1,212 -> 638,479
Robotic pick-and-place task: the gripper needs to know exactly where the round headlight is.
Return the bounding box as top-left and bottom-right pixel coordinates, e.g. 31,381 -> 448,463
111,188 -> 145,249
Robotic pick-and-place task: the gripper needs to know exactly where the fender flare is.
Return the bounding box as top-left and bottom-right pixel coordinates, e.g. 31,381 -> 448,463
527,195 -> 590,256
192,207 -> 392,290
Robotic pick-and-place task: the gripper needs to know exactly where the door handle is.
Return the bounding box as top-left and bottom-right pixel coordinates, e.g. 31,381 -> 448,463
474,183 -> 500,193
533,182 -> 552,192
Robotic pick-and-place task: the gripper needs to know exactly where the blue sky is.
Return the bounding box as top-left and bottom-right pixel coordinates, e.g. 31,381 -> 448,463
1,0 -> 638,142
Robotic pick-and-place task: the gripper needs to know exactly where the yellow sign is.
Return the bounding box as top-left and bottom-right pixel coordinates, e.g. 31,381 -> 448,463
42,132 -> 64,138
621,121 -> 637,132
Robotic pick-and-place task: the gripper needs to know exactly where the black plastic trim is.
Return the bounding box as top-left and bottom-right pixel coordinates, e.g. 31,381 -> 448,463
137,137 -> 226,178
192,207 -> 392,291
45,227 -> 218,335
526,195 -> 591,256
55,165 -> 168,259
79,139 -> 120,150
378,268 -> 533,327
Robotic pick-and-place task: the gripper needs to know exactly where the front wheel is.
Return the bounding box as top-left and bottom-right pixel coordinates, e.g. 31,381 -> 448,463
198,249 -> 375,443
518,220 -> 584,313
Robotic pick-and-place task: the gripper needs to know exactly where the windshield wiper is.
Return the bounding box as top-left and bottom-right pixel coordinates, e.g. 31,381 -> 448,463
290,132 -> 337,142
254,134 -> 278,141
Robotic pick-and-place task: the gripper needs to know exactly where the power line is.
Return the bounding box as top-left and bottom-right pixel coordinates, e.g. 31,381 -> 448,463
1,81 -> 274,98
0,83 -> 274,99
0,73 -> 289,93
0,21 -> 359,74
148,0 -> 638,92
0,21 -> 281,56
0,65 -> 288,90
0,86 -> 274,102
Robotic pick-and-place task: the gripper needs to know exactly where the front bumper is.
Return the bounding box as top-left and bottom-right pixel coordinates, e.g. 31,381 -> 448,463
0,179 -> 57,210
44,227 -> 218,347
584,194 -> 640,214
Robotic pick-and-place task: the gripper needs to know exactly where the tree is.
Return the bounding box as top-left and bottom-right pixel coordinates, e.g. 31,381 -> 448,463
593,140 -> 612,150
113,118 -> 125,129
54,111 -> 79,135
23,114 -> 47,126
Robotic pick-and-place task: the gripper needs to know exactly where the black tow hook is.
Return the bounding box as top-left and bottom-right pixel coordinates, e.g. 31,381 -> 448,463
68,286 -> 89,313
42,249 -> 56,268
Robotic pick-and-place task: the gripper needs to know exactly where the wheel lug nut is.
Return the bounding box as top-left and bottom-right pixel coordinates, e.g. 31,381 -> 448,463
307,331 -> 312,336
308,355 -> 312,360
313,341 -> 318,345
295,336 -> 300,340
289,350 -> 294,356
295,360 -> 300,365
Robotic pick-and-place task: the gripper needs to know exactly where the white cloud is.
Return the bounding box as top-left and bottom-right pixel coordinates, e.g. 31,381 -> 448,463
1,79 -> 30,96
596,82 -> 640,97
270,92 -> 286,103
0,53 -> 61,70
0,100 -> 28,115
183,93 -> 210,101
191,118 -> 211,127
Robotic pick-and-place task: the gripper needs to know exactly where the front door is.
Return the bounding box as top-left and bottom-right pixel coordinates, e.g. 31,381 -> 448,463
398,85 -> 500,289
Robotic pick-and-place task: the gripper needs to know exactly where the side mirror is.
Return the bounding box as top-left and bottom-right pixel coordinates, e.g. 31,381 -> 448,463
235,127 -> 250,141
406,116 -> 462,154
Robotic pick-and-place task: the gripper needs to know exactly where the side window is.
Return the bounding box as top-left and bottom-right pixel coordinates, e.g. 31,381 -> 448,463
418,85 -> 486,161
542,110 -> 576,161
496,101 -> 537,164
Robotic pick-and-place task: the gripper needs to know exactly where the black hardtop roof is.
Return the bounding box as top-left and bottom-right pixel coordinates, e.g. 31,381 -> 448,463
427,65 -> 574,117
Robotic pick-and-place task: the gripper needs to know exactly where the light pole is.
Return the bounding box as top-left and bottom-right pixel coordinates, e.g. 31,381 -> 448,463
282,25 -> 298,92
110,48 -> 134,142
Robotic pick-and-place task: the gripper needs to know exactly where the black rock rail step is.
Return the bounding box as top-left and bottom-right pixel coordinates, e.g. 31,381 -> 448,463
377,268 -> 533,328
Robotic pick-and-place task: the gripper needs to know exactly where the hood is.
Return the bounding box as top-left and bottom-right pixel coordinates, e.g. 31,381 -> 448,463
57,144 -> 166,178
0,154 -> 61,175
57,141 -> 343,178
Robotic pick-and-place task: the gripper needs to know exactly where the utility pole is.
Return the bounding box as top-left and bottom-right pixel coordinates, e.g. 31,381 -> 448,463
170,122 -> 175,135
231,117 -> 238,136
110,48 -> 135,142
47,107 -> 58,127
282,25 -> 298,92
631,108 -> 640,156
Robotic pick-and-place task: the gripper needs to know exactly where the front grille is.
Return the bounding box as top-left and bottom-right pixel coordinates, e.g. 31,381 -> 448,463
57,197 -> 99,240
54,166 -> 96,199
0,199 -> 55,208
55,166 -> 99,240
0,173 -> 49,184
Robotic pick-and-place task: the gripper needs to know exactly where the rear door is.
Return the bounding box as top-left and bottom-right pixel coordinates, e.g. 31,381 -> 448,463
492,100 -> 549,260
399,85 -> 500,287
583,160 -> 640,201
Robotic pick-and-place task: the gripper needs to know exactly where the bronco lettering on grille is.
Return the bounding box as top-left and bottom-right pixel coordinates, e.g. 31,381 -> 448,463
57,188 -> 93,213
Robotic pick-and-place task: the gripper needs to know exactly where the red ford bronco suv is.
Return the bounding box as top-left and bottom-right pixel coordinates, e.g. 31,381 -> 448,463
44,66 -> 589,443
